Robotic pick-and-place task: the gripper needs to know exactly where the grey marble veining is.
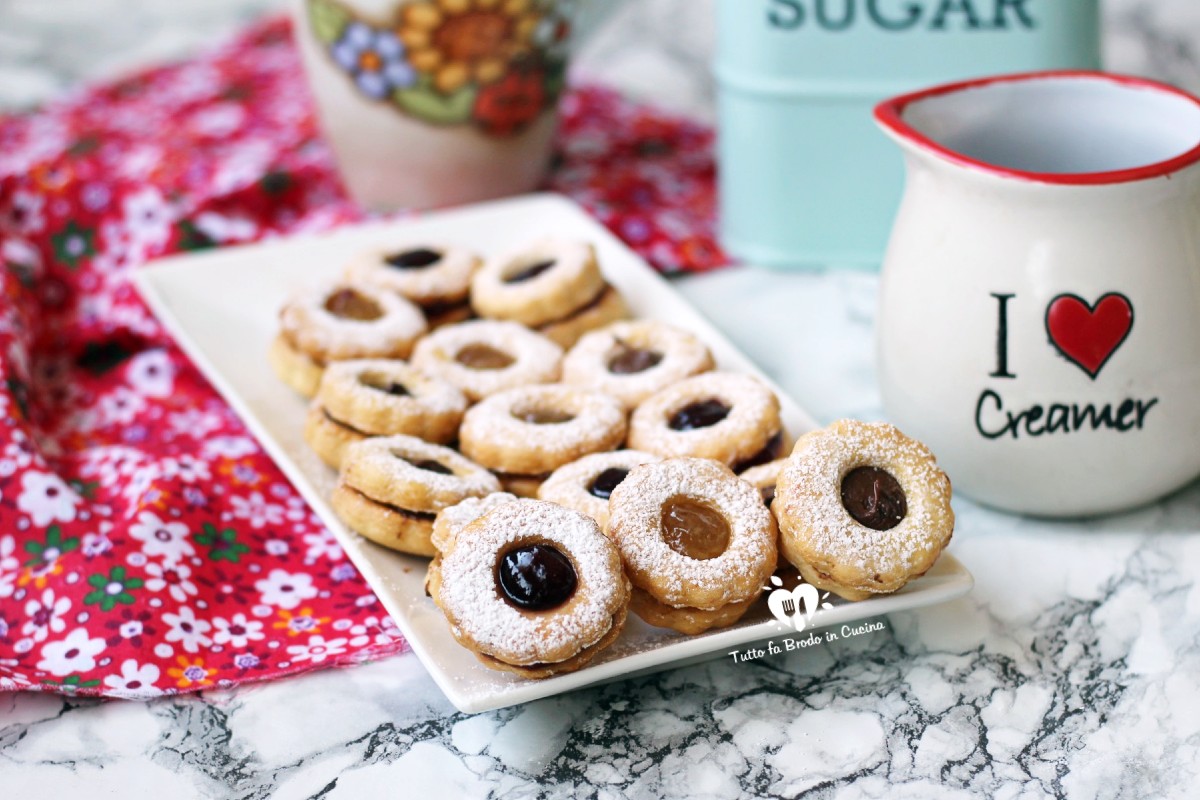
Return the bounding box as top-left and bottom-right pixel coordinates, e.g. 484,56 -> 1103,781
2,2 -> 1200,798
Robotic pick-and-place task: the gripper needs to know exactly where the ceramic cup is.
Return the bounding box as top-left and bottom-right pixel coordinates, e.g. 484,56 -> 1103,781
292,0 -> 616,210
875,71 -> 1200,517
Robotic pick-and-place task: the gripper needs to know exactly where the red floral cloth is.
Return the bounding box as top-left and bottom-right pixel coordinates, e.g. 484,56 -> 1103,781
0,17 -> 724,698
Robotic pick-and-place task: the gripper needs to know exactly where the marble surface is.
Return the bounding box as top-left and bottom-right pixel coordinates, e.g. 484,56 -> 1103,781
3,1 -> 1200,798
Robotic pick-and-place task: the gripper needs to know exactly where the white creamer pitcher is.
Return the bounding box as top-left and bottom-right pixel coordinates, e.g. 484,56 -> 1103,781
874,71 -> 1200,517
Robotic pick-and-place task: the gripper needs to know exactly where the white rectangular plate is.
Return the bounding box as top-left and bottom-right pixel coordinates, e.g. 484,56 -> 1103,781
134,194 -> 973,713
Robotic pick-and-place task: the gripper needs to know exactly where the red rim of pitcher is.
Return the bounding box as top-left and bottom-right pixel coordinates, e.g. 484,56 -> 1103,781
874,70 -> 1200,185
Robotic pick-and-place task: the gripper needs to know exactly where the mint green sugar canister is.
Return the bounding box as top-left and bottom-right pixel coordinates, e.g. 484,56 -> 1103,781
715,0 -> 1100,268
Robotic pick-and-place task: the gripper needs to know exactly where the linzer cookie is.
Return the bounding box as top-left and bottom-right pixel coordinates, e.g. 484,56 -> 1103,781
427,499 -> 631,678
628,372 -> 787,471
272,280 -> 428,397
303,360 -> 467,469
459,384 -> 627,497
331,435 -> 500,557
319,359 -> 467,442
538,450 -> 661,533
562,320 -> 715,409
344,244 -> 479,328
773,419 -> 954,601
469,238 -> 629,347
430,491 -> 519,554
411,319 -> 563,403
607,458 -> 777,634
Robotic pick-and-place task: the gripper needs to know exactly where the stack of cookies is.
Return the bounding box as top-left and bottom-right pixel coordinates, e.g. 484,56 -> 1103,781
269,236 -> 956,679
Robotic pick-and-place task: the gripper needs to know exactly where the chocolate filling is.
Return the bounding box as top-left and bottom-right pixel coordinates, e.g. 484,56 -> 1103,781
494,470 -> 552,483
840,467 -> 907,531
455,343 -> 514,370
515,407 -> 575,425
419,298 -> 471,319
760,485 -> 776,508
347,486 -> 436,521
504,259 -> 556,284
385,248 -> 442,269
322,409 -> 371,436
668,399 -> 730,431
324,289 -> 383,321
732,431 -> 784,473
660,497 -> 730,560
361,373 -> 411,397
496,544 -> 577,611
607,341 -> 663,375
534,284 -> 610,330
401,456 -> 453,476
587,467 -> 629,500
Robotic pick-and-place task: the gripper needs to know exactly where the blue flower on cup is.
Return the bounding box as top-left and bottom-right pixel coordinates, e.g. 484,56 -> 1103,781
331,21 -> 416,100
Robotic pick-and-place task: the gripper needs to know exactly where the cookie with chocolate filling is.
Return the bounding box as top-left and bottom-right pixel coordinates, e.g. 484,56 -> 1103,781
561,320 -> 714,409
628,372 -> 787,470
772,419 -> 954,601
331,435 -> 500,557
427,499 -> 630,677
411,319 -> 563,403
459,384 -> 627,498
538,450 -> 661,533
344,244 -> 479,328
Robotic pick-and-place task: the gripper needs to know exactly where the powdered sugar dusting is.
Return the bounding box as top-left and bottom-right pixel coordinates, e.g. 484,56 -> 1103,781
431,492 -> 519,552
774,420 -> 954,579
538,449 -> 662,530
435,499 -> 627,664
280,280 -> 427,360
562,320 -> 713,408
321,359 -> 468,417
344,243 -> 478,304
608,458 -> 775,609
460,384 -> 627,473
342,435 -> 499,502
629,371 -> 780,463
411,319 -> 563,400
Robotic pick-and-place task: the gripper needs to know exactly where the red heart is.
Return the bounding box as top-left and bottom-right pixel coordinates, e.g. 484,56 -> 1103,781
1045,293 -> 1134,379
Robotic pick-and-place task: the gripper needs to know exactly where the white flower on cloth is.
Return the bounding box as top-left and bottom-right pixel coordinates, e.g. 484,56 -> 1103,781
162,606 -> 212,653
36,628 -> 106,677
22,589 -> 71,642
203,435 -> 259,460
345,615 -> 402,648
78,445 -> 151,489
192,210 -> 258,244
103,659 -> 161,699
0,535 -> 18,599
231,492 -> 284,529
97,387 -> 146,426
286,635 -> 348,664
121,187 -> 173,251
126,349 -> 175,398
158,455 -> 211,484
0,430 -> 35,477
1,189 -> 46,235
144,561 -> 198,603
255,569 -> 318,610
17,471 -> 80,526
129,511 -> 194,564
303,528 -> 343,562
211,613 -> 265,648
169,409 -> 224,439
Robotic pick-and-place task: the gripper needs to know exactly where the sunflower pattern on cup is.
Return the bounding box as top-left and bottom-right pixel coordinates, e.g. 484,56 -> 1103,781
307,0 -> 571,136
